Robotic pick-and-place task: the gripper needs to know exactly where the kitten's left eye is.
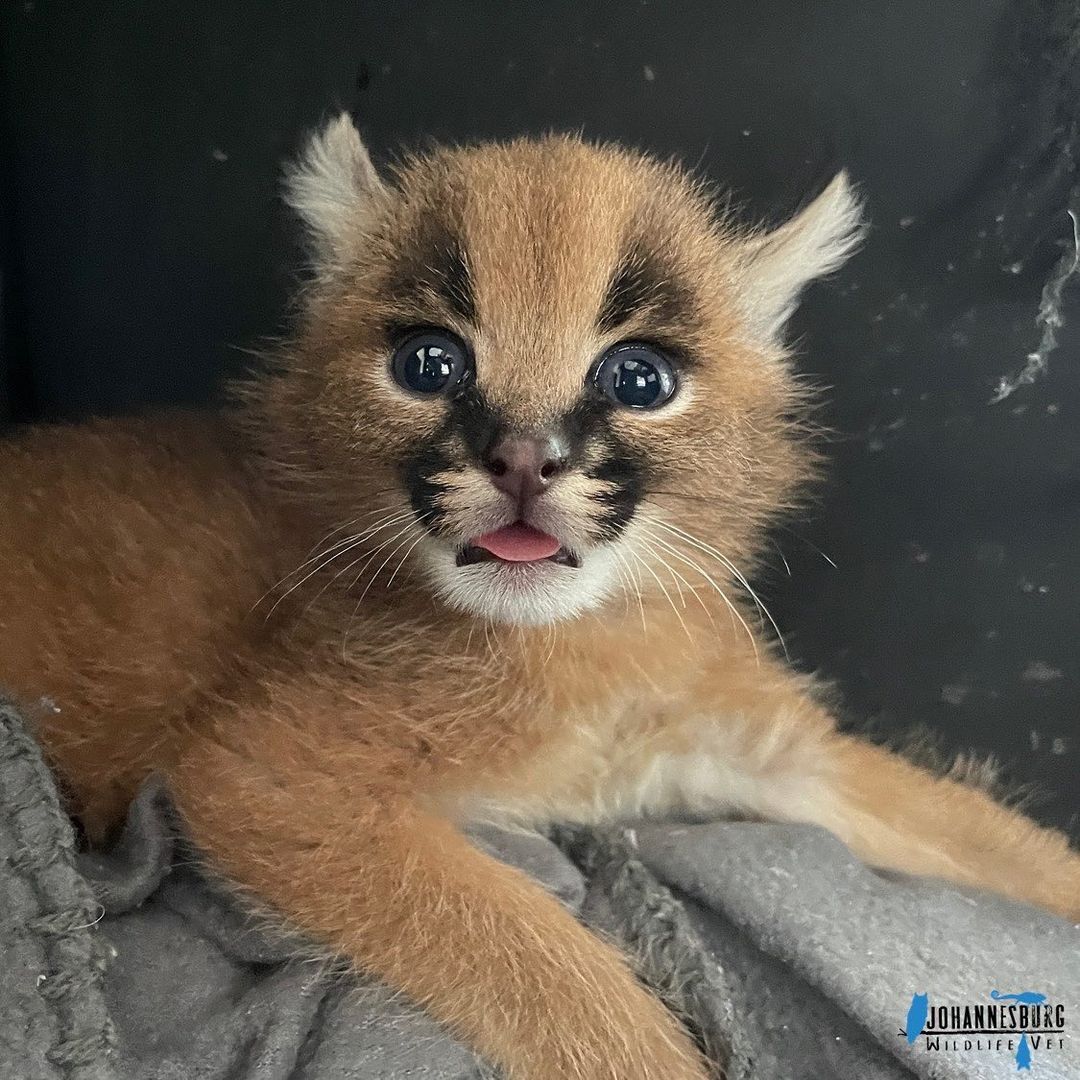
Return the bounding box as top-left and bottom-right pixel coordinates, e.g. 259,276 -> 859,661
592,342 -> 676,410
391,330 -> 472,396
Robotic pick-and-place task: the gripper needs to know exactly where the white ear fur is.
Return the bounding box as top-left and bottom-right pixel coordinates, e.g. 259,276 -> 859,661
283,112 -> 386,269
738,171 -> 864,340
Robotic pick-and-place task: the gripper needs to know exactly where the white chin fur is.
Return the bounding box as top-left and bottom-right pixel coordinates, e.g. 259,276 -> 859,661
417,539 -> 620,626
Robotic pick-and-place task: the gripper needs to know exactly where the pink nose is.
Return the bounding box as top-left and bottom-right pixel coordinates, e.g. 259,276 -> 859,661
483,435 -> 567,501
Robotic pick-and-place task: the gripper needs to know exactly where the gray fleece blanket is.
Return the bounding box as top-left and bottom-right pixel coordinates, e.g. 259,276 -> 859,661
2,698 -> 1077,1080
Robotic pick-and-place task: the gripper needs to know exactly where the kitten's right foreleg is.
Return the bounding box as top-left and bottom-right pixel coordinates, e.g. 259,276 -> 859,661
170,726 -> 709,1080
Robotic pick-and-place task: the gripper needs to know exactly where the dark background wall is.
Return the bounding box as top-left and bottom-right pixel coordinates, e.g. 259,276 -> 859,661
2,2 -> 1078,833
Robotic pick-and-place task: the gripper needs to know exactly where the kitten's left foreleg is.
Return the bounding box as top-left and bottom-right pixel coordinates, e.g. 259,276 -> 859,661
596,669 -> 1079,920
809,732 -> 1080,919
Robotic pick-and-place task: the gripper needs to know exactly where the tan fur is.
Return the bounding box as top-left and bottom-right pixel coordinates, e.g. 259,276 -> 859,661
2,119 -> 1077,1079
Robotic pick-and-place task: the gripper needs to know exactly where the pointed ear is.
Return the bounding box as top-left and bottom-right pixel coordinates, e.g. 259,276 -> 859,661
283,112 -> 387,270
737,171 -> 864,340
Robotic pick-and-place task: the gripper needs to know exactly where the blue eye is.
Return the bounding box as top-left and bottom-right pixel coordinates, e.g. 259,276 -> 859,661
592,343 -> 677,409
391,330 -> 471,396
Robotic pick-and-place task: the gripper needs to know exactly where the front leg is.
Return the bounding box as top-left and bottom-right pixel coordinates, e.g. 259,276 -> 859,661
168,707 -> 710,1080
817,731 -> 1079,918
611,662 -> 1080,920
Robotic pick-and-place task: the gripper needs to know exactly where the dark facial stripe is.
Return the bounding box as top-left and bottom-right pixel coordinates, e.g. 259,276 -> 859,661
388,215 -> 477,325
450,389 -> 614,473
403,439 -> 455,528
597,238 -> 695,335
436,237 -> 477,323
587,442 -> 647,535
575,398 -> 649,536
403,387 -> 647,540
448,385 -> 501,460
402,387 -> 501,534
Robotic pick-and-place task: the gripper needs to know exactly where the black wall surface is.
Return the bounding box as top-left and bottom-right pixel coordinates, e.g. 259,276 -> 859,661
2,2 -> 1078,832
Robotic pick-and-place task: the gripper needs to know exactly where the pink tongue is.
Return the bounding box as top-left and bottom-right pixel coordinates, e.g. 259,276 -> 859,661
474,523 -> 562,562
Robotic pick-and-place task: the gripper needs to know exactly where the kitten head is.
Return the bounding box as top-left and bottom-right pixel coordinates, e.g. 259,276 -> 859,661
263,114 -> 862,627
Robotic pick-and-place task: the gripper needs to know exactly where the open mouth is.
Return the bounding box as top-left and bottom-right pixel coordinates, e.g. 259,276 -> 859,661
456,522 -> 580,568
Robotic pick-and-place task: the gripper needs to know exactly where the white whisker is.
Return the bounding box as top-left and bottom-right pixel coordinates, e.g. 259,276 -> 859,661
637,530 -> 760,663
351,523 -> 425,608
342,525 -> 427,659
608,554 -> 634,621
632,531 -> 696,607
627,547 -> 692,642
262,509 -> 417,618
779,526 -> 838,568
770,539 -> 792,577
651,520 -> 787,659
634,529 -> 716,630
612,546 -> 648,634
335,519 -> 424,599
303,501 -> 404,558
384,529 -> 428,591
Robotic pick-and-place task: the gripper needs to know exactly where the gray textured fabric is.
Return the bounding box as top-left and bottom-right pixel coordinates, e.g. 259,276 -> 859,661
0,699 -> 114,1080
635,823 -> 1080,1080
3,698 -> 1078,1079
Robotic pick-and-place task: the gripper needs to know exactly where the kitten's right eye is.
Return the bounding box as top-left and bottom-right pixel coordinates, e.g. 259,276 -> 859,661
390,330 -> 472,396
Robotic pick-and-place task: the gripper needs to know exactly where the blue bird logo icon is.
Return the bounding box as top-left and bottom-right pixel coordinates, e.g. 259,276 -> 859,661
991,990 -> 1047,1005
1016,1033 -> 1032,1070
905,993 -> 929,1044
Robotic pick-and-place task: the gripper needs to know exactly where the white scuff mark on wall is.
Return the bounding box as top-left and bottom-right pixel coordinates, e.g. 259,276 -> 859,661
1022,660 -> 1063,682
941,683 -> 970,706
1029,732 -> 1071,755
991,208 -> 1080,403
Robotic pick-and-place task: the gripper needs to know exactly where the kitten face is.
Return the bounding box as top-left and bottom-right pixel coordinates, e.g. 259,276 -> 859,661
265,116 -> 861,626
